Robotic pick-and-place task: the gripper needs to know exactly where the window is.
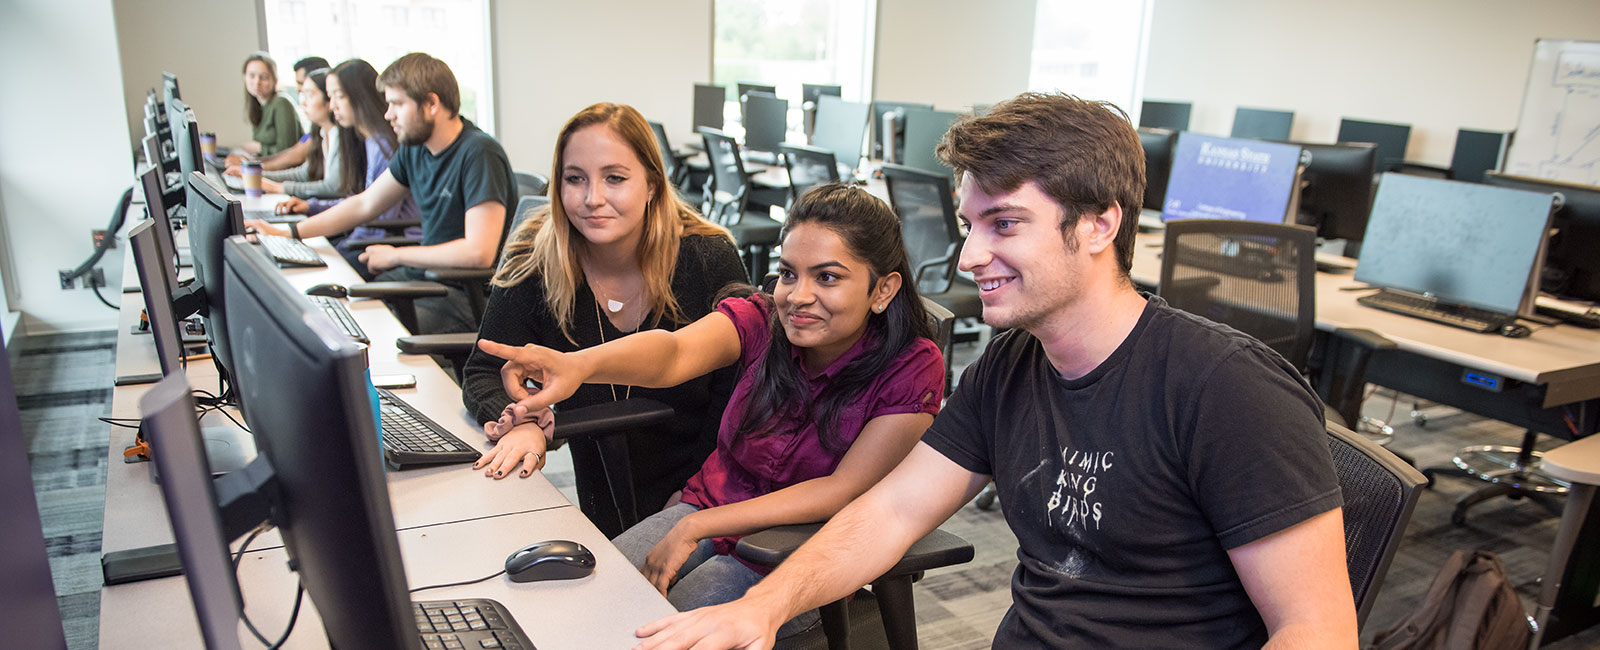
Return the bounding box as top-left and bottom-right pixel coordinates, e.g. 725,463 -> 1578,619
713,0 -> 876,125
262,0 -> 494,133
1027,0 -> 1151,118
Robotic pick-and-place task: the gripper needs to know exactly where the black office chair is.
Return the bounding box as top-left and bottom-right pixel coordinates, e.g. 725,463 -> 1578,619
879,164 -> 983,341
648,120 -> 695,192
514,170 -> 549,199
699,128 -> 785,283
780,143 -> 840,208
1158,219 -> 1395,434
1326,422 -> 1426,630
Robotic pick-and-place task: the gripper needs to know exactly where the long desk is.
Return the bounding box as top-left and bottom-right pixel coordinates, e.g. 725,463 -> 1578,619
100,217 -> 672,648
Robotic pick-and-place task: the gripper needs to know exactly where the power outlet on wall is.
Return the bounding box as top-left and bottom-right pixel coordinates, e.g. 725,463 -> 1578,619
58,270 -> 75,290
88,268 -> 106,289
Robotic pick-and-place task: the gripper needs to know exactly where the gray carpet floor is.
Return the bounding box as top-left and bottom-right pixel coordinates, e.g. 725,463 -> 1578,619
16,329 -> 1600,649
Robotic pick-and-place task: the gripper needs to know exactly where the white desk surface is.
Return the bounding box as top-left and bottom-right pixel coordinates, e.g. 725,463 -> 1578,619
1544,435 -> 1600,486
102,235 -> 572,556
1129,230 -> 1600,406
99,507 -> 676,650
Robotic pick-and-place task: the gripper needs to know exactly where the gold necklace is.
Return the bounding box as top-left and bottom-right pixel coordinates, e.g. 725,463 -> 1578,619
594,298 -> 633,402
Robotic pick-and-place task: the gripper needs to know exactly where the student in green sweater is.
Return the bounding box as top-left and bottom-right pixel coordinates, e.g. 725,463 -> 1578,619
240,52 -> 303,157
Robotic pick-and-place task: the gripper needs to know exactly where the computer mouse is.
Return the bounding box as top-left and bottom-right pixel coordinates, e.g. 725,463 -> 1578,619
1499,323 -> 1532,338
504,540 -> 596,583
304,283 -> 348,299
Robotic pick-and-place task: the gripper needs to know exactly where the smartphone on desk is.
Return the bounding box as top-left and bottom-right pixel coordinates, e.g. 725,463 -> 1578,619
372,373 -> 418,390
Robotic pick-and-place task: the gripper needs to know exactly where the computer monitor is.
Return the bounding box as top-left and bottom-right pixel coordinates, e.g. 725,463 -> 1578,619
186,172 -> 246,389
801,83 -> 842,107
1139,100 -> 1191,131
736,82 -> 776,101
900,109 -> 960,177
129,220 -> 185,378
1450,129 -> 1507,184
1290,142 -> 1378,243
742,91 -> 788,154
1162,133 -> 1303,224
1483,172 -> 1600,302
1356,173 -> 1557,316
138,162 -> 183,287
1337,118 -> 1411,173
811,95 -> 869,171
870,100 -> 934,161
168,98 -> 204,189
162,71 -> 182,101
139,377 -> 245,650
1231,108 -> 1294,141
1139,127 -> 1177,211
692,83 -> 725,132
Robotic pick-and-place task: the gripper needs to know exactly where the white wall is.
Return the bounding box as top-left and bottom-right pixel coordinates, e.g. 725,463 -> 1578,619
873,0 -> 1037,110
113,0 -> 266,155
1144,0 -> 1600,165
491,0 -> 713,176
0,0 -> 135,334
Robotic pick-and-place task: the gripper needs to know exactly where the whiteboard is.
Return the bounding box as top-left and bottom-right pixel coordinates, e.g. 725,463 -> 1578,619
1504,39 -> 1600,186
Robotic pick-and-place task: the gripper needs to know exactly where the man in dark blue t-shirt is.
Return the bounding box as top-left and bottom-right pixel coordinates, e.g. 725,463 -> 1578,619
634,93 -> 1358,649
246,52 -> 515,334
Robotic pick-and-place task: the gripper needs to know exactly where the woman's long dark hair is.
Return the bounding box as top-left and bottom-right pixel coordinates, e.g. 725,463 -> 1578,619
329,59 -> 392,196
302,68 -> 330,181
734,183 -> 935,452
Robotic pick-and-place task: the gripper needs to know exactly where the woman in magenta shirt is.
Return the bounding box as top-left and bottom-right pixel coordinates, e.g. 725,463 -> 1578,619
480,183 -> 944,637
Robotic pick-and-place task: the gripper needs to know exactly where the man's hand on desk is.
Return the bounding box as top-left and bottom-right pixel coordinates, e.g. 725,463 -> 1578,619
243,219 -> 290,238
359,244 -> 402,273
633,599 -> 782,650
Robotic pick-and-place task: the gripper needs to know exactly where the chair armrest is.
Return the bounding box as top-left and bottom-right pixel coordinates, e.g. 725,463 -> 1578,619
370,218 -> 422,231
912,256 -> 951,287
347,281 -> 450,300
424,267 -> 494,282
735,523 -> 974,578
550,398 -> 675,441
395,332 -> 476,356
343,236 -> 421,249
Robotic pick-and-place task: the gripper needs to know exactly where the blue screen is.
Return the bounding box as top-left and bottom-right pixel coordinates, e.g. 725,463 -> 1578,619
1162,133 -> 1302,224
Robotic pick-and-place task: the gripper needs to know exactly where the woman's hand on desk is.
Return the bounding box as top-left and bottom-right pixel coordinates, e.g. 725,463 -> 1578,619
224,165 -> 243,177
643,520 -> 701,595
475,421 -> 549,479
243,219 -> 289,238
276,197 -> 309,215
261,178 -> 283,194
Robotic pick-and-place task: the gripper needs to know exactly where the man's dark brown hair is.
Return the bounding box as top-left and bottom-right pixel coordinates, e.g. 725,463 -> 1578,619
377,52 -> 461,117
936,92 -> 1146,276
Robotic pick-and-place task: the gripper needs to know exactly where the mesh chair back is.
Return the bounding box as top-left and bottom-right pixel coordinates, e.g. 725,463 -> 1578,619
780,143 -> 840,203
514,171 -> 549,199
699,128 -> 750,226
648,121 -> 686,188
881,164 -> 962,296
1325,422 -> 1425,628
1159,219 -> 1317,370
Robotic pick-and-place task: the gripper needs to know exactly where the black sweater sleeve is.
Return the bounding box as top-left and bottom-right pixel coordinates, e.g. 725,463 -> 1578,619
461,279 -> 550,426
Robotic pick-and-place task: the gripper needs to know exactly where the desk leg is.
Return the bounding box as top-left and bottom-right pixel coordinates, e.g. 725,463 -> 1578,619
1533,484 -> 1597,649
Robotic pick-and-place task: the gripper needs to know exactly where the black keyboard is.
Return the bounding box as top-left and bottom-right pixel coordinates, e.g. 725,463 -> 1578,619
1357,289 -> 1512,333
415,599 -> 536,650
307,295 -> 369,343
1172,243 -> 1285,283
256,235 -> 326,268
1535,303 -> 1600,329
377,388 -> 481,468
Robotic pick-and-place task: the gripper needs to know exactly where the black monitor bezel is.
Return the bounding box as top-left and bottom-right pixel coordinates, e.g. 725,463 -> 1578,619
1483,172 -> 1600,302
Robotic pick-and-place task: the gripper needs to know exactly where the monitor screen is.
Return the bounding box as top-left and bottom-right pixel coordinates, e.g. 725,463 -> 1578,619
1290,141 -> 1378,243
138,162 -> 182,288
1356,173 -> 1557,315
185,172 -> 246,388
811,95 -> 869,171
1231,108 -> 1294,141
1139,127 -> 1177,211
1139,100 -> 1191,131
692,83 -> 724,132
129,220 -> 185,378
801,83 -> 842,106
1337,118 -> 1411,173
736,82 -> 776,100
1451,129 -> 1507,184
167,98 -> 204,184
870,100 -> 934,161
900,109 -> 960,177
742,91 -> 787,153
1483,172 -> 1600,302
1162,133 -> 1302,224
162,71 -> 182,102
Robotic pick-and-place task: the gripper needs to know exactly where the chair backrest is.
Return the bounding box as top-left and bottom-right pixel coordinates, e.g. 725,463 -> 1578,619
514,171 -> 549,199
780,143 -> 839,203
1158,219 -> 1317,370
1325,422 -> 1425,629
698,127 -> 750,225
647,121 -> 685,187
881,163 -> 962,296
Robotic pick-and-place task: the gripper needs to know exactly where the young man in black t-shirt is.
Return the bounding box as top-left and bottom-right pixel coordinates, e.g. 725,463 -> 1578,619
246,52 -> 515,334
633,93 -> 1357,649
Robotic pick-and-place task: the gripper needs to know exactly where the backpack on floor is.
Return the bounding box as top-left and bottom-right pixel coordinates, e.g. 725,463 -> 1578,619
1372,549 -> 1530,650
